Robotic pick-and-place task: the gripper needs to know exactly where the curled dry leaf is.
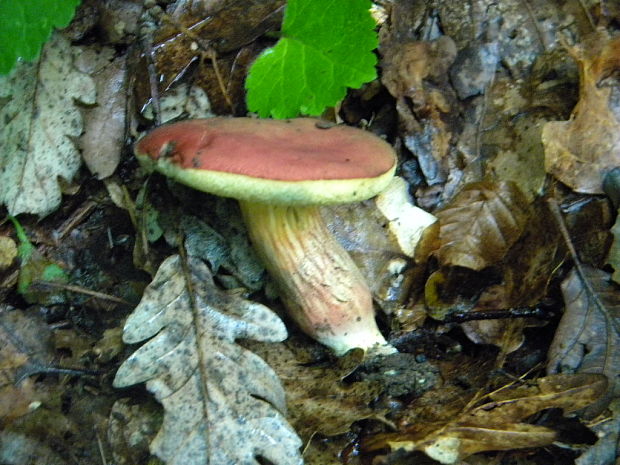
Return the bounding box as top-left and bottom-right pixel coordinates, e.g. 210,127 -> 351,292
362,373 -> 606,464
542,33 -> 620,194
0,33 -> 96,216
436,181 -> 530,270
547,267 -> 620,417
113,255 -> 302,465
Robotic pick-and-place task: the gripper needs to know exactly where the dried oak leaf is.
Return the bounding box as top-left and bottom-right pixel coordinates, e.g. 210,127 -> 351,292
547,267 -> 620,417
113,255 -> 302,465
542,33 -> 620,194
436,181 -> 530,270
362,373 -> 606,464
0,33 -> 96,216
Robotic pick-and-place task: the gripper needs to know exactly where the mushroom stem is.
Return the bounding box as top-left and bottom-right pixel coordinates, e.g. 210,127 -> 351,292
239,200 -> 393,355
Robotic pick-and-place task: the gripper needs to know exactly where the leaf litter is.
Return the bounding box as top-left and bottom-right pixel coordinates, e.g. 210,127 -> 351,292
1,1 -> 620,464
361,373 -> 606,464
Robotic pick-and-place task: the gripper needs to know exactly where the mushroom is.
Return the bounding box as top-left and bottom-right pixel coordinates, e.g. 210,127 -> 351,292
135,117 -> 397,355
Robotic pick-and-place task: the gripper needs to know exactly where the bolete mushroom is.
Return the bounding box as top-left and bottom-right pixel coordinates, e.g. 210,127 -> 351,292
135,117 -> 397,355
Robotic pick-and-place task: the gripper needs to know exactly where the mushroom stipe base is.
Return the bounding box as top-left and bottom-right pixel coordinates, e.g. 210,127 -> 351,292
240,201 -> 392,355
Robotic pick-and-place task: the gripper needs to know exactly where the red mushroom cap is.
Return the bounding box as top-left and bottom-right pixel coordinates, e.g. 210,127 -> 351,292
135,118 -> 397,205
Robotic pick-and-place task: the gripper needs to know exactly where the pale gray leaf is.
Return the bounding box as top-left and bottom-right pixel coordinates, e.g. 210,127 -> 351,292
0,33 -> 96,216
113,255 -> 302,465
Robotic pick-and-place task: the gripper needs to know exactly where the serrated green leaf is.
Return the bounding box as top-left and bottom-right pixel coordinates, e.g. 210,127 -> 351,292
245,0 -> 378,119
0,0 -> 81,75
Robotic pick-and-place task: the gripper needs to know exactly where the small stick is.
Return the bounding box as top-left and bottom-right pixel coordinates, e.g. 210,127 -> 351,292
30,281 -> 131,306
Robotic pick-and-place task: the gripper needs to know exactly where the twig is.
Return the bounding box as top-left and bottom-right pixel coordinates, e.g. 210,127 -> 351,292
53,200 -> 98,243
441,304 -> 557,323
577,0 -> 597,31
520,0 -> 548,52
15,363 -> 101,383
161,14 -> 233,111
95,427 -> 108,465
142,31 -> 162,126
30,281 -> 131,306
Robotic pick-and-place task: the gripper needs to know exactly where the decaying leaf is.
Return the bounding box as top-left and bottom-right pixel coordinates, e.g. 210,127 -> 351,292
462,198 -> 564,352
542,33 -> 620,194
107,399 -> 161,465
113,255 -> 302,465
0,431 -> 66,465
436,181 -> 530,270
0,306 -> 54,424
576,399 -> 620,465
547,267 -> 620,417
249,341 -> 382,443
80,51 -> 127,179
142,82 -> 214,123
380,36 -> 457,188
460,284 -> 527,354
0,33 -> 96,216
362,373 -> 606,464
0,236 -> 17,271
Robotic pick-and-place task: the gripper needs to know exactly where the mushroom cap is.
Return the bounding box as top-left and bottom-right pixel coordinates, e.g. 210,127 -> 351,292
135,118 -> 397,205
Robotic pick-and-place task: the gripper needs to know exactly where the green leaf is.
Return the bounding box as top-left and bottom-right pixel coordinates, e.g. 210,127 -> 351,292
9,216 -> 34,261
0,0 -> 81,75
9,216 -> 68,304
245,0 -> 378,119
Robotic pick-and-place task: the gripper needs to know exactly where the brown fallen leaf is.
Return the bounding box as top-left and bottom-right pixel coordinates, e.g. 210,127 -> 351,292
436,181 -> 531,270
380,36 -> 458,188
361,373 -> 606,464
80,52 -> 127,179
0,306 -> 54,424
542,32 -> 620,194
462,198 -> 564,354
247,340 -> 382,443
547,266 -> 620,417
